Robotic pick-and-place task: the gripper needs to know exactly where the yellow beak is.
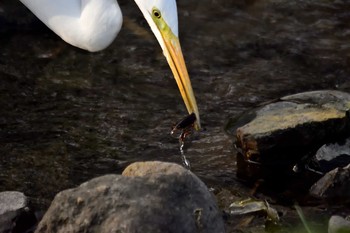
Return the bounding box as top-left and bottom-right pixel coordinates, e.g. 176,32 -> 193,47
160,30 -> 201,130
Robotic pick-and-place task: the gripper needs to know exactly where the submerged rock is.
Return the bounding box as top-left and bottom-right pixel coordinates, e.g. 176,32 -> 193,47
35,161 -> 225,233
0,191 -> 37,233
228,198 -> 279,222
228,90 -> 350,181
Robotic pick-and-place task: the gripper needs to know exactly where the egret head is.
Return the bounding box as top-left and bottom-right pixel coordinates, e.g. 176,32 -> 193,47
134,0 -> 200,129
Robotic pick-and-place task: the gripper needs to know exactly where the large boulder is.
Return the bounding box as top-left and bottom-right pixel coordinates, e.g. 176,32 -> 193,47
228,90 -> 350,181
35,161 -> 225,233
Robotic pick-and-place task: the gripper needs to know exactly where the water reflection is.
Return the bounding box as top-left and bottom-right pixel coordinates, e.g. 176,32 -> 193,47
0,0 -> 349,209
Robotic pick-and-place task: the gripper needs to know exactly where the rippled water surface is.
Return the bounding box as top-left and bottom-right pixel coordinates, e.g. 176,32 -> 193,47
1,0 -> 350,211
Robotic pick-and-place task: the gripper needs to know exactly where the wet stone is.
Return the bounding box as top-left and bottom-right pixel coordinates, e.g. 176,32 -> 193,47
0,191 -> 37,233
310,163 -> 350,202
228,90 -> 350,181
306,137 -> 350,174
328,215 -> 350,233
35,161 -> 225,233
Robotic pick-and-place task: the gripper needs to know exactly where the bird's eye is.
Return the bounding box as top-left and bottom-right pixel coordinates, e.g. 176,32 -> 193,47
152,9 -> 161,19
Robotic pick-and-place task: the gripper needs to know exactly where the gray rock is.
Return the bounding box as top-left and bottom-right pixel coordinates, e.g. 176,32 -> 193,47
35,161 -> 225,233
229,90 -> 350,180
328,215 -> 350,233
310,163 -> 350,201
0,191 -> 37,233
308,137 -> 350,174
0,191 -> 27,216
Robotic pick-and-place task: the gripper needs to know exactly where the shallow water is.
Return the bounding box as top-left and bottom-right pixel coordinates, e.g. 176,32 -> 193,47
1,0 -> 350,215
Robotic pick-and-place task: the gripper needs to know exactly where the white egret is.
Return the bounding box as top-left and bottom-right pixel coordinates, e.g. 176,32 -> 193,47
20,0 -> 200,129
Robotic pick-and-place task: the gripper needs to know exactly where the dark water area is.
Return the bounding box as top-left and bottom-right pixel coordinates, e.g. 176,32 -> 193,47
1,0 -> 350,231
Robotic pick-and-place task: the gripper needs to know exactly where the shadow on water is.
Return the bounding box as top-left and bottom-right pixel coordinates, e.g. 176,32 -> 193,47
1,0 -> 350,227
